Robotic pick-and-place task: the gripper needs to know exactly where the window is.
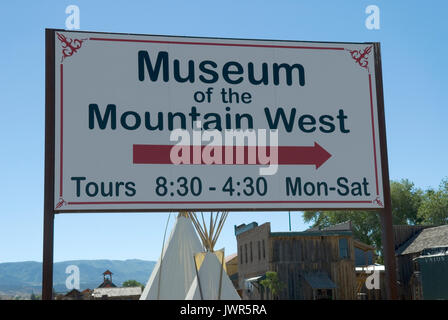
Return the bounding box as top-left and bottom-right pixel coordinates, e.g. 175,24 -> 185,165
250,242 -> 253,263
245,243 -> 248,264
239,245 -> 243,264
258,241 -> 261,261
339,238 -> 349,259
262,239 -> 266,259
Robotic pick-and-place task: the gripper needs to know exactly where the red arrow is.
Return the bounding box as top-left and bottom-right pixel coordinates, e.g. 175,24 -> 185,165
276,142 -> 332,169
133,142 -> 331,169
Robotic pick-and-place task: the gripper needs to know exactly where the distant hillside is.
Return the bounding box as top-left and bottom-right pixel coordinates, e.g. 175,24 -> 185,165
0,259 -> 155,296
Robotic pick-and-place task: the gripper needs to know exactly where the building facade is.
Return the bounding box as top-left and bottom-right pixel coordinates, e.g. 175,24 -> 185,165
394,224 -> 448,300
235,221 -> 364,300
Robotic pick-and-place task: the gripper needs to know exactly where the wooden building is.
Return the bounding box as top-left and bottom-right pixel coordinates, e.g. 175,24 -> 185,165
394,224 -> 448,299
56,288 -> 93,300
92,287 -> 142,300
235,221 -> 376,300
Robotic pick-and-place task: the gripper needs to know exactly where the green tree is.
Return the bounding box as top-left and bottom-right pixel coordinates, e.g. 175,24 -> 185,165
122,280 -> 144,290
303,179 -> 425,256
390,179 -> 424,224
260,271 -> 285,300
418,178 -> 448,225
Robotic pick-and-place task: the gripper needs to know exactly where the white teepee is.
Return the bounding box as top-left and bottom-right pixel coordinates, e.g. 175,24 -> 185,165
185,251 -> 241,300
185,212 -> 241,300
140,213 -> 203,300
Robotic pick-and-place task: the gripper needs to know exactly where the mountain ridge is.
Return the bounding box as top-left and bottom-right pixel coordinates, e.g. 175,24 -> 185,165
0,259 -> 156,296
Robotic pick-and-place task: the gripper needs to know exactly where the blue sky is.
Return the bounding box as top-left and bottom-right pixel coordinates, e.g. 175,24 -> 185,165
0,0 -> 447,263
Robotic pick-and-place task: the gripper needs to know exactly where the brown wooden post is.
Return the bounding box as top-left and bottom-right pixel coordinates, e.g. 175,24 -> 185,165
380,208 -> 398,299
42,28 -> 56,300
42,210 -> 54,300
374,42 -> 398,300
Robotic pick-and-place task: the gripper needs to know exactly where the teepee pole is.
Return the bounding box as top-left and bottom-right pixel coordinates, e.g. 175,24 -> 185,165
190,213 -> 203,241
209,212 -> 215,241
200,212 -> 211,250
190,213 -> 208,251
212,212 -> 228,249
191,213 -> 202,245
157,212 -> 172,299
190,211 -> 229,252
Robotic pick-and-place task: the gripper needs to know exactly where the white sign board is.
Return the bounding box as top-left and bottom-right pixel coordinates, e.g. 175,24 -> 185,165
50,30 -> 385,212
